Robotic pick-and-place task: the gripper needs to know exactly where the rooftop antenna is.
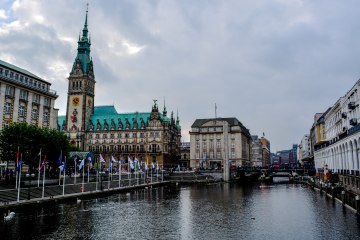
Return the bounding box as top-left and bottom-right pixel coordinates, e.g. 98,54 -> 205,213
215,103 -> 217,119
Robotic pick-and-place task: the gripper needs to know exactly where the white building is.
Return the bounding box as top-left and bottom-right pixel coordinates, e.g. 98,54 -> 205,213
314,79 -> 360,191
0,60 -> 58,129
298,134 -> 311,164
189,118 -> 251,169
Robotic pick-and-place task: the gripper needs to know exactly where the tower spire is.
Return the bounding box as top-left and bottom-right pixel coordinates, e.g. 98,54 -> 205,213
163,97 -> 167,117
82,3 -> 89,39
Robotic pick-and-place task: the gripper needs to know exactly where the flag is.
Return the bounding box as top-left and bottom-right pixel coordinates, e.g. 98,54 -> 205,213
134,157 -> 139,171
79,159 -> 85,170
128,157 -> 134,170
40,155 -> 47,171
119,158 -> 125,163
203,152 -> 206,162
144,162 -> 148,171
111,156 -> 117,162
57,150 -> 62,166
152,162 -> 155,169
86,153 -> 92,163
16,147 -> 19,166
156,163 -> 159,170
15,154 -> 22,172
99,154 -> 106,163
59,162 -> 66,172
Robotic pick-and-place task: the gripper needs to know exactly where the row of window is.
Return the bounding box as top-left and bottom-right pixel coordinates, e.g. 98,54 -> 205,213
5,85 -> 50,106
88,144 -> 162,153
195,151 -> 236,159
0,67 -> 49,92
4,102 -> 49,122
89,131 -> 161,139
195,141 -> 236,149
194,133 -> 236,140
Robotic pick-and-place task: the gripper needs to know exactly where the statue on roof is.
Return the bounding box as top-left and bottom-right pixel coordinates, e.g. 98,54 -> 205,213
118,118 -> 123,130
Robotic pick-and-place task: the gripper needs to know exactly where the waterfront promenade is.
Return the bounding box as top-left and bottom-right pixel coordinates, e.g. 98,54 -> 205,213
0,172 -> 167,213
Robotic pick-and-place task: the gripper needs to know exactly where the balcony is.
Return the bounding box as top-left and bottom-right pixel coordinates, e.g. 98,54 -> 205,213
350,118 -> 357,126
348,102 -> 356,110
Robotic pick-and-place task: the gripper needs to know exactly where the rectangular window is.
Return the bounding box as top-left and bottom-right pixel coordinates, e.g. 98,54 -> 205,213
43,112 -> 49,122
210,152 -> 214,159
209,141 -> 214,149
32,94 -> 40,104
140,132 -> 145,138
5,85 -> 14,97
196,151 -> 200,159
19,106 -> 25,117
5,102 -> 11,114
132,132 -> 136,138
231,151 -> 235,159
96,134 -> 100,139
110,134 -> 114,139
31,108 -> 37,120
44,97 -> 51,107
103,134 -> 107,139
19,89 -> 28,101
202,142 -> 207,149
216,141 -> 221,148
217,151 -> 222,158
117,133 -> 122,138
155,132 -> 160,137
196,142 -> 199,149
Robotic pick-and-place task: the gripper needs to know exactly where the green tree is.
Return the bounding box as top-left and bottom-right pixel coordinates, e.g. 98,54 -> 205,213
0,123 -> 72,171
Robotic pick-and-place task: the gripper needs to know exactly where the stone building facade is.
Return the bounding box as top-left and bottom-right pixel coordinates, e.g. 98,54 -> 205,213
189,118 -> 251,169
0,60 -> 58,130
314,79 -> 360,194
58,8 -> 181,167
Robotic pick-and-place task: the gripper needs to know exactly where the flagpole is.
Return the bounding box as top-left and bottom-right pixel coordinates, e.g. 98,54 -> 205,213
58,169 -> 61,185
62,156 -> 66,196
108,161 -> 110,190
82,161 -> 85,193
74,159 -> 77,185
42,162 -> 46,198
17,158 -> 22,202
96,158 -> 98,191
37,148 -> 41,187
87,164 -> 90,183
118,161 -> 121,188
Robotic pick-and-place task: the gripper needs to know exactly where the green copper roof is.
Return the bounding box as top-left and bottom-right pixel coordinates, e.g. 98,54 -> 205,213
94,105 -> 118,115
57,115 -> 66,130
0,59 -> 47,83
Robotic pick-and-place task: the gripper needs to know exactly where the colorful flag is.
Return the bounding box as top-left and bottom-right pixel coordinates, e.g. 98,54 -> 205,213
16,147 -> 19,166
86,153 -> 92,163
40,155 -> 47,171
15,154 -> 22,172
152,162 -> 155,169
57,150 -> 62,166
59,162 -> 66,172
79,159 -> 85,170
203,152 -> 206,161
128,157 -> 134,170
144,162 -> 148,171
99,154 -> 106,163
109,160 -> 113,170
111,156 -> 117,162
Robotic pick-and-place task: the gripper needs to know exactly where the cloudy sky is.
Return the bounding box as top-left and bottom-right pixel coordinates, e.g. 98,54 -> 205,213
0,0 -> 359,151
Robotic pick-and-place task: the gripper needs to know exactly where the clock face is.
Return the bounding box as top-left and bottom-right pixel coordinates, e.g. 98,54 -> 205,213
72,97 -> 80,106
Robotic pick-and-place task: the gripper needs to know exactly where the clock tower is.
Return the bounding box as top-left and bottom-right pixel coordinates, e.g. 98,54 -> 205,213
65,6 -> 95,149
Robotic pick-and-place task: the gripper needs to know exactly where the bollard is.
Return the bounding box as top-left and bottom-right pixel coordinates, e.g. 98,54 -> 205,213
331,186 -> 335,199
341,190 -> 346,205
356,195 -> 360,215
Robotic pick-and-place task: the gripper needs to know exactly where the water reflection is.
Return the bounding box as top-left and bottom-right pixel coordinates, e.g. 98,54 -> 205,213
1,183 -> 360,239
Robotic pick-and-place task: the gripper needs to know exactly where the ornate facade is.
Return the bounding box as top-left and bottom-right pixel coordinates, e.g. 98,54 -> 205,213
58,8 -> 181,167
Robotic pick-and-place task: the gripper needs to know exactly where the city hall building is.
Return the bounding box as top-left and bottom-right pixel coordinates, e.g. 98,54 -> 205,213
58,9 -> 181,167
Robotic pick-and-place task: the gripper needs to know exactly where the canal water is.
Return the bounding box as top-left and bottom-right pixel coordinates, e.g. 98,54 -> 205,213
1,182 -> 360,240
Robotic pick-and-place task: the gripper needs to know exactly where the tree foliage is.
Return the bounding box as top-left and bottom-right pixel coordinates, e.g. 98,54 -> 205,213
0,123 -> 72,171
